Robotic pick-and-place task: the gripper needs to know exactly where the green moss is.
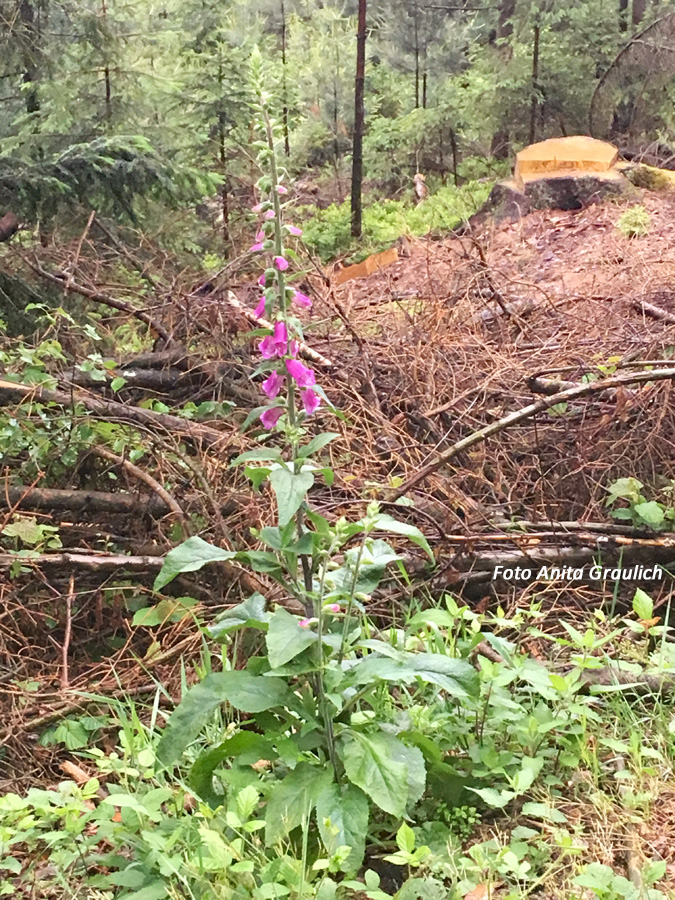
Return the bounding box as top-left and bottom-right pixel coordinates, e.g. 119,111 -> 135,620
297,181 -> 491,263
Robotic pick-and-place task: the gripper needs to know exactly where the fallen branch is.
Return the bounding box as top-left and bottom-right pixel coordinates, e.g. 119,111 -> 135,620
393,367 -> 675,498
0,485 -> 170,517
90,445 -> 189,529
633,297 -> 675,325
26,259 -> 172,344
0,379 -> 229,449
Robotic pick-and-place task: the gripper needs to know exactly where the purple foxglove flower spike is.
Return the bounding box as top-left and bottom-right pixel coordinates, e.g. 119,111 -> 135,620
260,406 -> 283,429
292,291 -> 312,309
302,388 -> 321,416
274,256 -> 289,271
262,370 -> 284,399
254,296 -> 266,318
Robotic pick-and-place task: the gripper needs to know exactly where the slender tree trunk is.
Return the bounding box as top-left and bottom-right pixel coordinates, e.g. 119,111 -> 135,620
219,120 -> 230,255
101,0 -> 112,127
632,0 -> 647,26
528,23 -> 540,145
350,0 -> 367,238
281,0 -> 290,156
422,71 -> 427,109
414,6 -> 420,108
619,0 -> 629,31
491,0 -> 516,159
18,0 -> 39,114
449,127 -> 459,186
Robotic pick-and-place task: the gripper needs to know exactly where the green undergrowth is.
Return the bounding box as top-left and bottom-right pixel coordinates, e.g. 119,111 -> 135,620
297,181 -> 491,263
2,590 -> 675,900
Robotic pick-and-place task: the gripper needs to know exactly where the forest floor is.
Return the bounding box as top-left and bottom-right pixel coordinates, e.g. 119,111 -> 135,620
3,188 -> 675,898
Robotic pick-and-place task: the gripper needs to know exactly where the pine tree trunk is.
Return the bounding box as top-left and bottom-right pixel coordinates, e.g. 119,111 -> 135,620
491,0 -> 516,158
528,23 -> 540,145
18,0 -> 40,114
350,0 -> 367,238
632,0 -> 647,25
619,0 -> 629,31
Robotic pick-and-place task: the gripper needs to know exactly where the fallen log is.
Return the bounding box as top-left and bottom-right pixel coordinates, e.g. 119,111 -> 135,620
0,486 -> 169,517
0,380 -> 229,449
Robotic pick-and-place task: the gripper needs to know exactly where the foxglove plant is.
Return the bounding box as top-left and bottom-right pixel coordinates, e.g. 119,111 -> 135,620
152,50 -> 478,878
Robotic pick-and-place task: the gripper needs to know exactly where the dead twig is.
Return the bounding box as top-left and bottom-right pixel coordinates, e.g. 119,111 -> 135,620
90,445 -> 190,531
393,367 -> 675,498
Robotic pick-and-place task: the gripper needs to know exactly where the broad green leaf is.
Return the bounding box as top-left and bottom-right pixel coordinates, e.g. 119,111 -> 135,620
269,467 -> 314,526
511,756 -> 544,794
573,863 -> 617,891
209,594 -> 270,640
370,514 -> 434,561
265,763 -> 332,844
316,782 -> 369,872
188,732 -> 273,805
406,609 -> 455,630
634,501 -> 665,527
387,739 -> 426,806
245,466 -> 271,491
236,785 -> 260,821
348,651 -> 478,699
230,448 -> 285,465
157,672 -> 294,764
521,802 -> 568,823
153,537 -> 237,591
396,822 -> 415,854
632,588 -> 654,621
297,432 -> 340,459
468,787 -> 516,808
266,607 -> 318,668
340,732 -> 409,817
121,881 -> 168,900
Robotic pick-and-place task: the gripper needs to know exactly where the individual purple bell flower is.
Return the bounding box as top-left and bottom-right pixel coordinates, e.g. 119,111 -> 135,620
274,256 -> 289,271
264,209 -> 275,220
260,406 -> 283,429
254,296 -> 266,318
286,359 -> 316,387
287,225 -> 302,236
292,291 -> 312,309
277,185 -> 288,195
250,242 -> 264,252
301,388 -> 321,415
262,370 -> 284,399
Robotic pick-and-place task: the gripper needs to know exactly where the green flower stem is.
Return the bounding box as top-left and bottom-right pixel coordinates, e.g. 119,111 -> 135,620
337,531 -> 369,665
